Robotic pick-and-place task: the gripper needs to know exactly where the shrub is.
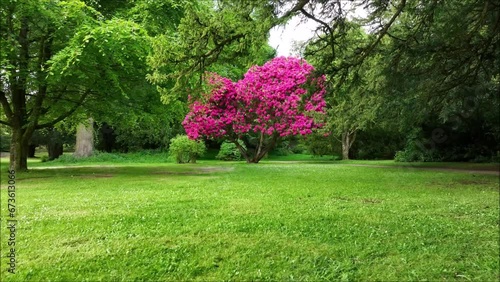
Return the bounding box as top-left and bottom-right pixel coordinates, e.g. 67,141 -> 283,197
350,127 -> 405,160
302,133 -> 338,157
290,143 -> 307,154
50,154 -> 79,163
270,141 -> 292,156
394,140 -> 442,162
168,135 -> 206,164
216,141 -> 243,161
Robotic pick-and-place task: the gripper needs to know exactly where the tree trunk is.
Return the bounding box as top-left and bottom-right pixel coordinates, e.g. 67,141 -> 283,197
341,131 -> 357,160
341,141 -> 349,160
10,126 -> 29,171
47,128 -> 63,160
238,134 -> 278,163
74,118 -> 94,158
47,143 -> 63,160
28,144 -> 37,158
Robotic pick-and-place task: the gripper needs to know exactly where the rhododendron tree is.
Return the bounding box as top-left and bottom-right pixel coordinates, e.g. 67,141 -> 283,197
183,57 -> 326,163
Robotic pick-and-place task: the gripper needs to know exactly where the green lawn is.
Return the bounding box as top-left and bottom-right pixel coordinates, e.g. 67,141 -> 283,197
1,157 -> 499,281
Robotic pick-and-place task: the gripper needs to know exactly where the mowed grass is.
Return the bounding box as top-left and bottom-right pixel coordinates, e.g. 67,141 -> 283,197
1,159 -> 499,281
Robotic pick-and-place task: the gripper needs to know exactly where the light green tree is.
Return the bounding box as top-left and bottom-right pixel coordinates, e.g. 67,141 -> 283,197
0,0 -> 151,170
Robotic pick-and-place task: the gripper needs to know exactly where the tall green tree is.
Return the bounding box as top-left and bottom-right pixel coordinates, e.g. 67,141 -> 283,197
295,0 -> 499,160
0,0 -> 150,170
73,0 -> 187,154
304,20 -> 385,159
146,0 -> 325,107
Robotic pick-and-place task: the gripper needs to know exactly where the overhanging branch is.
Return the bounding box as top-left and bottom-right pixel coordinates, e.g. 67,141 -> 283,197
35,90 -> 90,129
354,0 -> 407,66
0,90 -> 13,122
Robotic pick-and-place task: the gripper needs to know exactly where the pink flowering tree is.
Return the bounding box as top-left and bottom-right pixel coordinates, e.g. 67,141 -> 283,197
183,57 -> 326,163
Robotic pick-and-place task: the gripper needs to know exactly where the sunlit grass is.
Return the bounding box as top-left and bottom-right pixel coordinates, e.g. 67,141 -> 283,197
1,156 -> 498,281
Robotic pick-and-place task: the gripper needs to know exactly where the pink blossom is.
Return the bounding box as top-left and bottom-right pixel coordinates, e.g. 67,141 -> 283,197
182,57 -> 326,141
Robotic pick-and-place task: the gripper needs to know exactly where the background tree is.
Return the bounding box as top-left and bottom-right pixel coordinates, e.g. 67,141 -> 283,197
304,21 -> 383,159
293,0 -> 499,161
380,0 -> 500,161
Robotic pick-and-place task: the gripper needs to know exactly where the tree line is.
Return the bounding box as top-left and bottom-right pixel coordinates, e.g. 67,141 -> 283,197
1,0 -> 498,170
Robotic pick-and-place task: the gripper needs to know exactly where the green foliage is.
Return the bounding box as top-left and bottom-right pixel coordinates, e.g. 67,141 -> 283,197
168,135 -> 205,164
0,125 -> 11,152
1,0 -> 158,170
379,0 -> 500,161
269,141 -> 292,156
297,0 -> 498,162
147,0 -> 275,104
303,133 -> 339,158
289,143 -> 307,155
49,150 -> 170,164
304,22 -> 383,160
215,141 -> 247,161
350,127 -> 405,160
394,137 -> 442,163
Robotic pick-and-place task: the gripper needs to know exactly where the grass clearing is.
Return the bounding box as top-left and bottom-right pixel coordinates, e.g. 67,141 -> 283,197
1,157 -> 499,280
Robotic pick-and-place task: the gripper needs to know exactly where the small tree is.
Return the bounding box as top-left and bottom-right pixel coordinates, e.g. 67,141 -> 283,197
216,141 -> 245,161
168,135 -> 205,164
183,57 -> 326,163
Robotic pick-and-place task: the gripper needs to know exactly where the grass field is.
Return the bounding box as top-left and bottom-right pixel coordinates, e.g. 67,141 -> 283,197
1,155 -> 499,281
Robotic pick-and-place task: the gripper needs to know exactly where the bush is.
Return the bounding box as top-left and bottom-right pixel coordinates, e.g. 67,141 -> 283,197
302,133 -> 338,157
216,141 -> 243,161
350,127 -> 405,160
48,150 -> 170,164
270,141 -> 292,156
394,140 -> 442,162
290,143 -> 307,154
168,135 -> 206,164
50,154 -> 79,163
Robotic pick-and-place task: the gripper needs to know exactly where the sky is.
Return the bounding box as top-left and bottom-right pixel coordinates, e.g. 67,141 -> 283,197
268,16 -> 319,57
268,4 -> 368,57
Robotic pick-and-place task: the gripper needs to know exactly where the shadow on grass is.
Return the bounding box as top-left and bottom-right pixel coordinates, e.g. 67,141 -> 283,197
13,164 -> 235,181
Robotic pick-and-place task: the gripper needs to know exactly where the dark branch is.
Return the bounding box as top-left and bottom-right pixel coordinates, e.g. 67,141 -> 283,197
276,0 -> 310,24
354,0 -> 407,66
35,90 -> 90,129
0,90 -> 13,122
299,8 -> 333,35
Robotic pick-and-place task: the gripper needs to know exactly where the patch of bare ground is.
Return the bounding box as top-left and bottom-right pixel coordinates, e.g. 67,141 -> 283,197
15,176 -> 52,182
362,198 -> 383,204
